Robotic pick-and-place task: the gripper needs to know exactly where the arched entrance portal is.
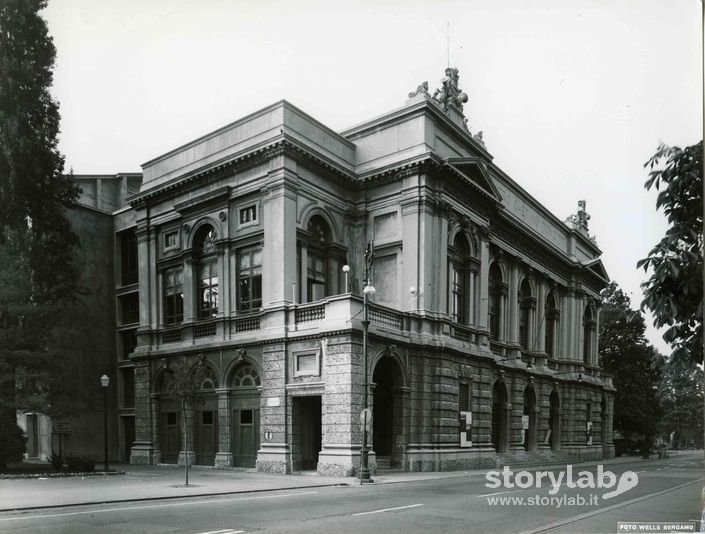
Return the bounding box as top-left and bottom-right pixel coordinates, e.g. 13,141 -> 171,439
523,386 -> 537,452
491,380 -> 508,453
372,355 -> 404,469
549,390 -> 560,451
230,364 -> 261,468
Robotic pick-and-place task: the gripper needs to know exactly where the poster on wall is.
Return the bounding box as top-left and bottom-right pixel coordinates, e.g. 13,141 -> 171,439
459,411 -> 472,447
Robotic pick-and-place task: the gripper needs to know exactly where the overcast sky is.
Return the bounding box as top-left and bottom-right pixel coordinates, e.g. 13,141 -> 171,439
42,0 -> 703,354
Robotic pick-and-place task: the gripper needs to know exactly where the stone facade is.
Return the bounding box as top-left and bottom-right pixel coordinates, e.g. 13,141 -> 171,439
76,69 -> 615,473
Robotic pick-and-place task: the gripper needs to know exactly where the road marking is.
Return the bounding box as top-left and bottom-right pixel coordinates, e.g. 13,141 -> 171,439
352,503 -> 424,516
195,530 -> 244,534
516,478 -> 704,534
0,491 -> 319,522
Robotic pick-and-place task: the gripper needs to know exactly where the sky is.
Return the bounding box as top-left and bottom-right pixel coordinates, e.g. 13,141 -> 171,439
41,0 -> 703,354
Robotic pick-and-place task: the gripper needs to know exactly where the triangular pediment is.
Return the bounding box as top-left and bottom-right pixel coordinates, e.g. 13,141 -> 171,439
444,158 -> 502,203
584,258 -> 609,282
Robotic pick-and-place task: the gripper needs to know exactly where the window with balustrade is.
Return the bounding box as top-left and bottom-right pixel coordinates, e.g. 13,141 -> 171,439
488,262 -> 504,339
544,292 -> 558,357
298,214 -> 346,303
195,225 -> 219,319
583,304 -> 596,364
238,246 -> 262,312
448,232 -> 476,325
163,267 -> 184,325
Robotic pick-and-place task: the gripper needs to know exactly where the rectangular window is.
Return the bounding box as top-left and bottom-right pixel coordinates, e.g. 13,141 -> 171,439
202,411 -> 214,425
238,247 -> 262,312
199,261 -> 219,318
241,409 -> 253,425
164,230 -> 178,251
307,253 -> 326,301
120,329 -> 137,360
451,266 -> 466,323
164,267 -> 184,325
167,412 -> 177,425
239,205 -> 258,226
297,353 -> 317,375
459,382 -> 471,412
121,368 -> 135,409
120,293 -> 140,325
119,229 -> 138,285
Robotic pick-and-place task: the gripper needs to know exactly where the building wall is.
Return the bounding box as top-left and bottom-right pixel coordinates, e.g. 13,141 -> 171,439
119,97 -> 614,474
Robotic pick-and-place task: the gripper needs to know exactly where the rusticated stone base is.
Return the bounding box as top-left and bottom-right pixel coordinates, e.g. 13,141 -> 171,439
214,452 -> 233,469
256,460 -> 289,474
130,442 -> 157,465
405,446 -> 499,472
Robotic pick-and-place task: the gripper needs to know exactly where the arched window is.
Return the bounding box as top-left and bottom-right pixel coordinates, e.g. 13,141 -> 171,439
298,215 -> 346,303
195,225 -> 218,319
488,262 -> 503,339
583,305 -> 595,364
448,232 -> 473,324
232,364 -> 261,387
518,279 -> 533,350
545,292 -> 558,357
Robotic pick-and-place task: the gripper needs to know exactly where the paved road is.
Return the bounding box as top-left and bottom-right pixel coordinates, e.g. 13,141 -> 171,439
1,454 -> 702,534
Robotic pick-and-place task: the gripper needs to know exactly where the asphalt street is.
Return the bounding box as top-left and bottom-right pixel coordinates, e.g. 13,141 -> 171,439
0,453 -> 702,534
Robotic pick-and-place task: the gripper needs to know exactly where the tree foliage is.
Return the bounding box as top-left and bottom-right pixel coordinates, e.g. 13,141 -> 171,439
599,282 -> 662,441
638,141 -> 703,366
658,359 -> 703,449
0,0 -> 81,465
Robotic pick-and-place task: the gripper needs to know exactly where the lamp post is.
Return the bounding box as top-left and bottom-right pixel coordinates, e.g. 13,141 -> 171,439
360,242 -> 375,484
100,374 -> 110,472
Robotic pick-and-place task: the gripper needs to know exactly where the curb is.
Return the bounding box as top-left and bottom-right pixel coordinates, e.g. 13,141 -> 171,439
0,481 -> 351,514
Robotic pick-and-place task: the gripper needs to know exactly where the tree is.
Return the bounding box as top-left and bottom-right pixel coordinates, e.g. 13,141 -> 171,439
658,359 -> 703,449
599,282 -> 662,445
0,0 -> 81,467
163,359 -> 207,486
638,141 -> 703,367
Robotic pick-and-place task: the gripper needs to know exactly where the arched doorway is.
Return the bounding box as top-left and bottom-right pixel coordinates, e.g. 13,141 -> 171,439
523,386 -> 537,452
372,356 -> 404,468
158,372 -> 180,464
194,367 -> 218,466
491,380 -> 508,453
549,390 -> 560,451
230,363 -> 261,468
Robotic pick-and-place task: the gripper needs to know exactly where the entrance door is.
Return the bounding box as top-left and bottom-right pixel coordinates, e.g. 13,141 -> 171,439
492,381 -> 508,452
372,356 -> 404,468
161,411 -> 181,464
233,408 -> 260,467
195,409 -> 217,466
293,396 -> 321,471
26,414 -> 39,458
230,364 -> 262,468
122,416 -> 135,461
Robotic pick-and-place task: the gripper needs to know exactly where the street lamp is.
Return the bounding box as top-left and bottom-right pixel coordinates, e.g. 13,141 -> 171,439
360,242 -> 375,484
100,374 -> 110,472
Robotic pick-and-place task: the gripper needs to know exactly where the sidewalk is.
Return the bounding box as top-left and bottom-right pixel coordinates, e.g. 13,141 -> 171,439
0,453 -> 682,513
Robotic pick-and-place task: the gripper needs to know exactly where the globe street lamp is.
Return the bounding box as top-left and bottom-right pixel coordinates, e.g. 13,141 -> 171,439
360,242 -> 375,484
100,374 -> 110,472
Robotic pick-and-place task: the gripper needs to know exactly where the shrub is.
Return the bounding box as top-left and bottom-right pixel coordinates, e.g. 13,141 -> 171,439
48,454 -> 63,471
0,422 -> 26,471
65,455 -> 95,472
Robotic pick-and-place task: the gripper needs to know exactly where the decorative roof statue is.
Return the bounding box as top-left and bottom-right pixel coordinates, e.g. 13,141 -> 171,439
432,67 -> 469,113
566,200 -> 591,233
408,81 -> 431,100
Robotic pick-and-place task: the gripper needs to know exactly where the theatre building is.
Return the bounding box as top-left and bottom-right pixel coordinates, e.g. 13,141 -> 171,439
110,69 -> 614,475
